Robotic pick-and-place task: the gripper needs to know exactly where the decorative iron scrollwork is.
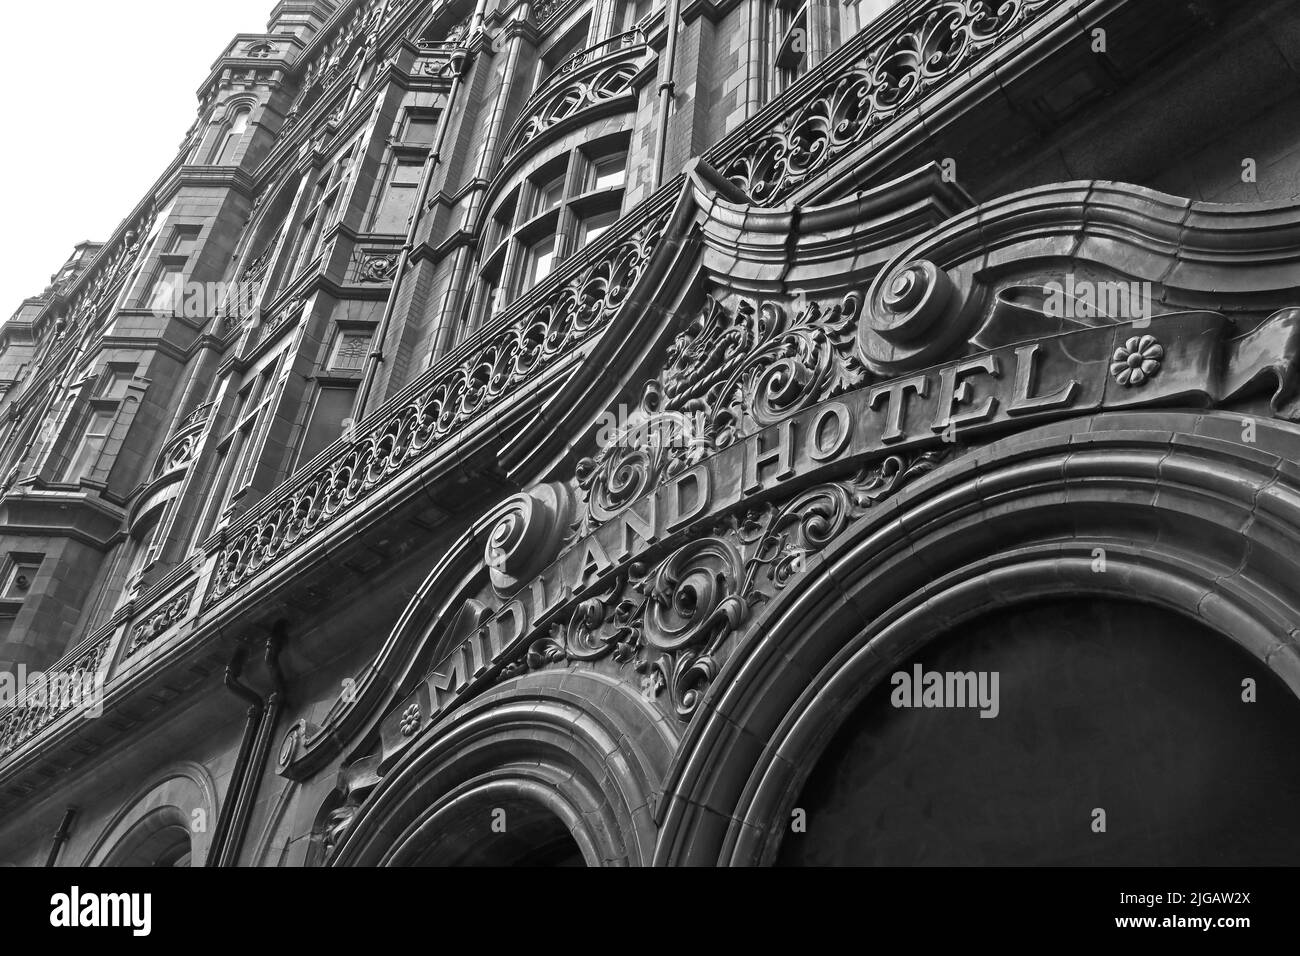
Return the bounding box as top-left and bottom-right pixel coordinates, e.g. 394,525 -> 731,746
719,0 -> 1060,205
207,211 -> 669,604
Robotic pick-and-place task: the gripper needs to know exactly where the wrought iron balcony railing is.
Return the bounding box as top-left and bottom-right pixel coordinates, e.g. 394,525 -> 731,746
503,30 -> 647,160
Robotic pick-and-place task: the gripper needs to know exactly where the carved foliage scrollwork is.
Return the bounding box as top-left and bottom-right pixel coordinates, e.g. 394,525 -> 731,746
503,451 -> 946,718
127,586 -> 197,656
486,483 -> 574,595
358,253 -> 400,283
571,292 -> 870,540
648,292 -> 868,441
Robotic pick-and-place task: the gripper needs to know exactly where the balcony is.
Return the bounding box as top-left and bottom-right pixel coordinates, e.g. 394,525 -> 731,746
501,30 -> 648,164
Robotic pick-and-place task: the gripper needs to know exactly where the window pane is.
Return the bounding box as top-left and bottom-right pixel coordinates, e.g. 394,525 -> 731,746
170,230 -> 200,257
241,379 -> 265,419
311,195 -> 339,257
293,213 -> 319,271
230,424 -> 258,493
847,0 -> 893,32
391,161 -> 424,186
65,409 -> 113,481
530,174 -> 565,217
100,368 -> 135,400
147,266 -> 185,313
127,518 -> 164,581
617,0 -> 651,31
86,408 -> 115,438
403,115 -> 440,145
524,235 -> 557,289
372,184 -> 417,233
490,199 -> 517,247
297,386 -> 358,468
579,211 -> 618,247
481,277 -> 503,320
590,153 -> 627,192
216,109 -> 251,165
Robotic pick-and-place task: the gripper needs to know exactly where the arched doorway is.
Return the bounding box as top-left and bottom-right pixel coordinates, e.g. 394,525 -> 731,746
777,598 -> 1300,866
404,797 -> 586,866
655,411 -> 1300,865
82,763 -> 216,867
331,672 -> 678,867
101,807 -> 193,867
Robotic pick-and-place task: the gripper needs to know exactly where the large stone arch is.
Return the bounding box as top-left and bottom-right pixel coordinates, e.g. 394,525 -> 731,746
654,410 -> 1300,865
82,761 -> 218,867
332,670 -> 679,866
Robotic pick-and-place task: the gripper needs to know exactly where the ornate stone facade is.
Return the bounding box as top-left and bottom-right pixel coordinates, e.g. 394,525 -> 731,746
2,0 -> 1300,868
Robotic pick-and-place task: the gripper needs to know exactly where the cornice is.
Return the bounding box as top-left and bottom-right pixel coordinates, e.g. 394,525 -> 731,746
861,180 -> 1300,376
0,489 -> 127,551
679,0 -> 746,26
155,165 -> 260,207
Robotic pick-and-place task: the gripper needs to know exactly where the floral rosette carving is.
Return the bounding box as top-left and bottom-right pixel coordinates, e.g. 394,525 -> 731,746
1110,334 -> 1163,387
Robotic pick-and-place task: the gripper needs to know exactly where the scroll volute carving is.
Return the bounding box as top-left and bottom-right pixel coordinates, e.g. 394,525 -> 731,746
861,258 -> 972,375
485,482 -> 574,596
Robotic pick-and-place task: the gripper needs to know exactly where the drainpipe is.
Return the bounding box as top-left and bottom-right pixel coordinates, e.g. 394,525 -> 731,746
44,806 -> 77,867
654,0 -> 684,189
218,625 -> 287,867
350,40 -> 474,422
206,640 -> 264,866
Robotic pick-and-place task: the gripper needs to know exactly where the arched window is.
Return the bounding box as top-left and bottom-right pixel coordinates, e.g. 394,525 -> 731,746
121,503 -> 169,602
472,134 -> 630,329
213,107 -> 252,165
770,0 -> 897,98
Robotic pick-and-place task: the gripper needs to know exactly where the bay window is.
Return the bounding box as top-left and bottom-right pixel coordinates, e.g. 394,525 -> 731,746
473,137 -> 630,327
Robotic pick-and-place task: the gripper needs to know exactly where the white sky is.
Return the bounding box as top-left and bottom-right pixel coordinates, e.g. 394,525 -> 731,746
0,0 -> 279,319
